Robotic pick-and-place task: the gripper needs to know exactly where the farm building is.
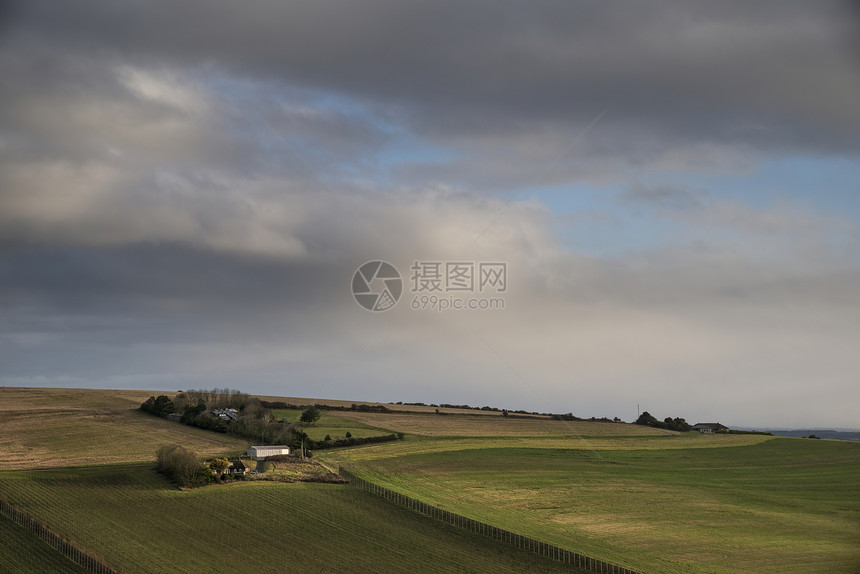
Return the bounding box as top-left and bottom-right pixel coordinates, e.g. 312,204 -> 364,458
247,445 -> 291,459
692,423 -> 729,434
211,408 -> 239,421
210,459 -> 249,477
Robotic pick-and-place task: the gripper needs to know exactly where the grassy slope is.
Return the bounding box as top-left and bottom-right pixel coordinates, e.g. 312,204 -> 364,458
0,465 -> 582,574
318,433 -> 775,467
0,388 -> 248,469
6,388 -> 856,573
0,513 -> 89,574
337,411 -> 672,437
321,438 -> 860,573
271,408 -> 393,441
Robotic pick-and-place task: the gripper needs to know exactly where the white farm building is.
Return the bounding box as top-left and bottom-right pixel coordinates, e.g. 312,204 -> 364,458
247,445 -> 291,459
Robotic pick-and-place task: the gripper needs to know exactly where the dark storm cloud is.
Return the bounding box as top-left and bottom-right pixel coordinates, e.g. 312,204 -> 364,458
6,0 -> 859,186
0,41 -> 386,176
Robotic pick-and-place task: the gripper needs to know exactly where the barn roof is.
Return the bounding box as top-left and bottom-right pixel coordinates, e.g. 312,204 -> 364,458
692,422 -> 729,429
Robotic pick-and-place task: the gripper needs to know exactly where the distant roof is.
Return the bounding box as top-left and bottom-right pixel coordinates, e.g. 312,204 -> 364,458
692,423 -> 729,429
211,409 -> 239,420
250,445 -> 290,449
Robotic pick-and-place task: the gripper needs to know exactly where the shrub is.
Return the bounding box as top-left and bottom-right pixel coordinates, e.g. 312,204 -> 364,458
209,458 -> 230,478
300,406 -> 321,424
155,444 -> 211,488
140,395 -> 176,416
309,433 -> 403,451
266,455 -> 293,463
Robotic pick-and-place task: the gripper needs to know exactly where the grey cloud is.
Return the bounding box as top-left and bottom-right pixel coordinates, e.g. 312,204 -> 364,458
624,184 -> 705,210
2,185 -> 859,427
2,1 -> 860,428
5,0 -> 860,189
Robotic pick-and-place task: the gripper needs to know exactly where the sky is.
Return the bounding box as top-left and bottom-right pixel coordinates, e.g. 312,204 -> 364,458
1,1 -> 859,428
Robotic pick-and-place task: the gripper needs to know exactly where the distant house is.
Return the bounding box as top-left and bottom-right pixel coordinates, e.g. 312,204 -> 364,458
166,412 -> 183,422
211,408 -> 239,421
247,445 -> 291,459
692,423 -> 729,434
210,459 -> 248,476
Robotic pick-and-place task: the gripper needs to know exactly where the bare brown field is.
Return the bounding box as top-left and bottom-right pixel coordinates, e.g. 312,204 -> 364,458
255,394 -> 549,417
335,411 -> 673,437
0,387 -> 248,469
0,387 -> 157,412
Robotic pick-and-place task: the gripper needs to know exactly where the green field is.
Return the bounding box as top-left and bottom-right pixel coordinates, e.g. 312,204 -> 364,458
0,465 -> 580,574
273,408 -> 394,441
4,387 -> 858,573
0,512 -> 90,574
316,432 -> 775,466
319,437 -> 860,573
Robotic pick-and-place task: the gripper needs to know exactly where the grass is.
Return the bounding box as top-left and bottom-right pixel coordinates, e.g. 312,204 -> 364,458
0,512 -> 90,574
317,432 -> 775,467
0,465 -> 583,574
337,411 -> 672,437
5,387 -> 857,573
0,388 -> 248,469
271,408 -> 393,441
320,438 -> 860,573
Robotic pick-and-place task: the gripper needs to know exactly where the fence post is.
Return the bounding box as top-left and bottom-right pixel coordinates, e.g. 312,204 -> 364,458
0,497 -> 116,574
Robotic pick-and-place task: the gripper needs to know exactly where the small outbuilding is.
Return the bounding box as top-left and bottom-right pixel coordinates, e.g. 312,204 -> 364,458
692,423 -> 729,434
247,445 -> 291,459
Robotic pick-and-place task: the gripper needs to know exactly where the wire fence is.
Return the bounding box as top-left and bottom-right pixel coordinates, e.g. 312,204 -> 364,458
339,467 -> 640,574
0,497 -> 116,574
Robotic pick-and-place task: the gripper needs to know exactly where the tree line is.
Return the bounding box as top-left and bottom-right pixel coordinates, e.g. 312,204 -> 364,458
634,411 -> 692,432
140,390 -> 403,452
260,400 -> 391,414
141,389 -> 308,449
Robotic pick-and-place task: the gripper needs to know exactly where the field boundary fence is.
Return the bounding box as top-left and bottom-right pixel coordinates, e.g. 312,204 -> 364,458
0,496 -> 116,574
339,467 -> 639,573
